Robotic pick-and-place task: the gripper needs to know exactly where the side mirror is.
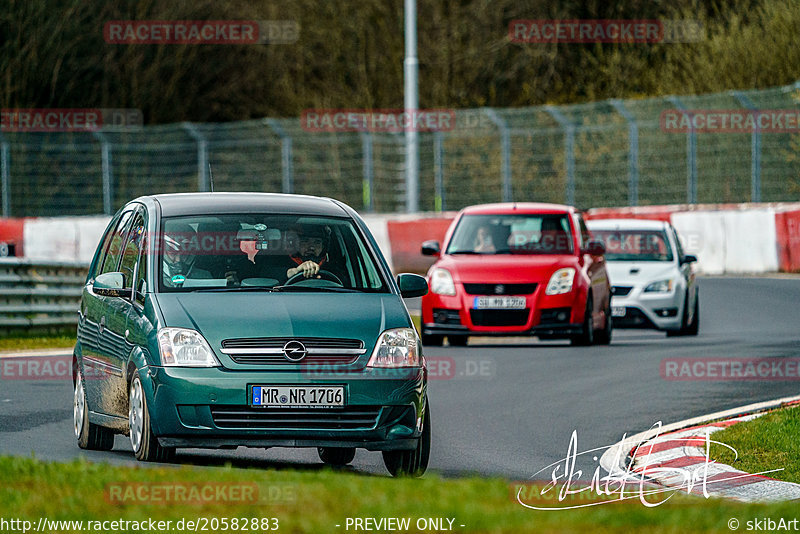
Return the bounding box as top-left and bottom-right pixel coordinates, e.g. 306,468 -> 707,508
584,239 -> 606,256
93,272 -> 131,298
421,240 -> 441,257
682,254 -> 698,264
396,273 -> 429,298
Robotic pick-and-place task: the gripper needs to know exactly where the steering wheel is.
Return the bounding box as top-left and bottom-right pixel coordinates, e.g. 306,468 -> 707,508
285,269 -> 344,286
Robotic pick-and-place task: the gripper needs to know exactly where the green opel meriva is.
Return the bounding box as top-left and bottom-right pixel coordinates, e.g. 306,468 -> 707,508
73,193 -> 430,476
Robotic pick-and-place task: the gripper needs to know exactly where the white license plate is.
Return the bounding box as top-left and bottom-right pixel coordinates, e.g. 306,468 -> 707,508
611,306 -> 627,317
251,386 -> 344,408
473,296 -> 526,309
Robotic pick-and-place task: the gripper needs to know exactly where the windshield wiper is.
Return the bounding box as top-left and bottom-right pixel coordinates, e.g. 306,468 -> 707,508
272,285 -> 361,293
194,286 -> 275,292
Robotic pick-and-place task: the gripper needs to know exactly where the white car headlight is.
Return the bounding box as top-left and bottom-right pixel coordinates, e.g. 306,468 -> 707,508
367,328 -> 420,368
545,268 -> 575,295
157,328 -> 219,367
644,279 -> 674,293
430,268 -> 456,296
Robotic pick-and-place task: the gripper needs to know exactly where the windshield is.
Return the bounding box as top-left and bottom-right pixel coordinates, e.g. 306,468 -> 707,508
591,229 -> 674,262
157,215 -> 386,293
445,213 -> 574,255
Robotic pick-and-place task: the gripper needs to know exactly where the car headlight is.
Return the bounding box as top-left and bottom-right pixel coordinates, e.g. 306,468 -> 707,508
367,328 -> 420,368
644,279 -> 674,293
545,268 -> 575,295
157,328 -> 220,367
430,268 -> 456,296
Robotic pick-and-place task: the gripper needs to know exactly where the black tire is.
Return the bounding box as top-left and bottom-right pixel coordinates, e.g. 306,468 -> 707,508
129,371 -> 175,462
447,335 -> 468,347
74,365 -> 114,451
667,291 -> 692,337
595,302 -> 613,345
685,293 -> 699,336
318,447 -> 356,466
571,295 -> 595,346
422,333 -> 443,347
383,402 -> 431,477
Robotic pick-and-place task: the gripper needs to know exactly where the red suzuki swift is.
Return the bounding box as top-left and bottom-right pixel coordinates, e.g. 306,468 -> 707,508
420,203 -> 612,346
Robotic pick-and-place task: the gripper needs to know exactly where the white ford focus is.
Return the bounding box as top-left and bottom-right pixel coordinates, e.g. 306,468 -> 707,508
586,218 -> 699,336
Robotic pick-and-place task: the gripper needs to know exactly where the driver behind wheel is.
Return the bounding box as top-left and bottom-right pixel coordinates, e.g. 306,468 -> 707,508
286,224 -> 331,279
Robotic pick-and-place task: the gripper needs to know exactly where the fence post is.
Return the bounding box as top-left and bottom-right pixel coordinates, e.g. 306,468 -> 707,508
266,119 -> 294,194
182,122 -> 210,192
360,132 -> 374,212
0,138 -> 9,217
610,99 -> 639,206
433,132 -> 445,211
545,106 -> 576,206
91,131 -> 114,215
666,96 -> 697,203
732,91 -> 762,203
483,108 -> 512,202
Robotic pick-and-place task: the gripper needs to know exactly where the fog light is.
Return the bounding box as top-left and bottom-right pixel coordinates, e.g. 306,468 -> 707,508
557,311 -> 568,322
654,307 -> 678,317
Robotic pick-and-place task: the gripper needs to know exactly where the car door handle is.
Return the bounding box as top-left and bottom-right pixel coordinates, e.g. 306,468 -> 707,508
99,316 -> 106,334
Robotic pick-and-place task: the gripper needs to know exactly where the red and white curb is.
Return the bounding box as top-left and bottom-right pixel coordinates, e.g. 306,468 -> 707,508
600,396 -> 800,502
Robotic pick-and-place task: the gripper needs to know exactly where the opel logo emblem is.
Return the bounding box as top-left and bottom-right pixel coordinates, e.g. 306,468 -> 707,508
494,284 -> 504,294
282,340 -> 308,362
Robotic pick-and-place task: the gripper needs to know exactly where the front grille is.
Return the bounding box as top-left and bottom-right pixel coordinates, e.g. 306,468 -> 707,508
611,285 -> 633,297
433,308 -> 461,325
469,309 -> 530,327
210,405 -> 382,430
221,337 -> 364,365
463,283 -> 537,295
222,337 -> 363,349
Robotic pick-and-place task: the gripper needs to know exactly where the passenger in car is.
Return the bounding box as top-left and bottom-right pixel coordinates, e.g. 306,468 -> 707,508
162,223 -> 212,287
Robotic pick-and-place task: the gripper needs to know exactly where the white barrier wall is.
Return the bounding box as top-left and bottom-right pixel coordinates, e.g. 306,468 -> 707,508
24,216 -> 111,263
671,209 -> 778,274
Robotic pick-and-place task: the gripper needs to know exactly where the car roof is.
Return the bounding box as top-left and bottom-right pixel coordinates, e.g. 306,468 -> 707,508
133,193 -> 350,218
460,202 -> 575,215
586,218 -> 669,230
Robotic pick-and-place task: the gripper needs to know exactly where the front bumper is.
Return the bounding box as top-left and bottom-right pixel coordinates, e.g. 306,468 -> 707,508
611,289 -> 683,331
141,366 -> 426,451
421,284 -> 584,338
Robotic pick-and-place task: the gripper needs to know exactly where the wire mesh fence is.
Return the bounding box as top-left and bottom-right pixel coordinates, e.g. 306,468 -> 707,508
2,81 -> 800,217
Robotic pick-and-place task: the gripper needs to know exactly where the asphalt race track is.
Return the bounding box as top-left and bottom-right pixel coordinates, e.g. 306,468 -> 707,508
1,277 -> 799,479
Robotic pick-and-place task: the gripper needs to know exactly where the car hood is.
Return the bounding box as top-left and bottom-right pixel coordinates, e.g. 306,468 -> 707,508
155,292 -> 410,351
604,261 -> 678,286
435,254 -> 578,283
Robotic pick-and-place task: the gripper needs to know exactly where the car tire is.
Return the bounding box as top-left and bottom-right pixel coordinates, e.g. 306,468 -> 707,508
383,402 -> 430,478
422,334 -> 443,347
667,290 -> 695,337
318,447 -> 356,466
74,366 -> 114,451
595,302 -> 613,345
447,336 -> 468,347
685,293 -> 699,336
129,371 -> 175,463
571,295 -> 595,346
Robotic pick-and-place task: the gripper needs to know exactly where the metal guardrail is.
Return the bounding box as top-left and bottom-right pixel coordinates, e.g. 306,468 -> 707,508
0,259 -> 88,329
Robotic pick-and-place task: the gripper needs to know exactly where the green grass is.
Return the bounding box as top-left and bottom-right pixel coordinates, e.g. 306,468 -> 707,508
0,335 -> 75,352
710,406 -> 800,484
1,455 -> 800,533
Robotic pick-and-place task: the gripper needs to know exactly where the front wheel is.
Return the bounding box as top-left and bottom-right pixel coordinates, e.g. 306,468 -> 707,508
129,371 -> 175,462
571,296 -> 595,346
594,302 -> 613,345
383,402 -> 431,477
